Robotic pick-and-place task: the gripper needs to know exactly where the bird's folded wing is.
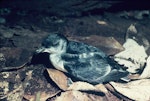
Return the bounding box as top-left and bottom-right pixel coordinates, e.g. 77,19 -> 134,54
62,53 -> 111,84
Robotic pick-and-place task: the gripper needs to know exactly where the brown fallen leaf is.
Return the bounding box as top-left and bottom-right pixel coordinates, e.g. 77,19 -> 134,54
110,79 -> 150,101
105,84 -> 131,101
55,90 -> 90,101
24,91 -> 61,101
68,35 -> 124,55
67,81 -> 96,91
67,81 -> 107,94
95,84 -> 108,93
87,94 -> 107,101
47,69 -> 108,94
46,68 -> 68,91
0,47 -> 32,67
56,88 -> 111,101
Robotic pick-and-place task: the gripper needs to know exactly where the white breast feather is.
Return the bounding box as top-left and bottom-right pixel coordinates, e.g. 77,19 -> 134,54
50,54 -> 67,72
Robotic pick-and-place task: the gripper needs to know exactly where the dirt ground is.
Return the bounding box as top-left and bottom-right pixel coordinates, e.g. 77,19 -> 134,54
0,7 -> 150,101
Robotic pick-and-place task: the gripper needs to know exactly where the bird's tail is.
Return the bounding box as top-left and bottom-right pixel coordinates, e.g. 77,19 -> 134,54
106,56 -> 129,73
106,58 -> 129,81
120,76 -> 131,82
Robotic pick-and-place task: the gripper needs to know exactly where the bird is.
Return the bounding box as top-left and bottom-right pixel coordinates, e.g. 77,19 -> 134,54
36,33 -> 129,84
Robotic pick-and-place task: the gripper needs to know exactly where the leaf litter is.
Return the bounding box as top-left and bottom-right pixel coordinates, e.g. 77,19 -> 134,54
110,79 -> 150,101
114,38 -> 148,73
109,24 -> 150,101
68,35 -> 125,55
50,27 -> 150,100
0,24 -> 150,101
46,68 -> 69,91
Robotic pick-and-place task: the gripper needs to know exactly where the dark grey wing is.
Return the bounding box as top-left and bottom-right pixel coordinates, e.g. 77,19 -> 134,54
63,53 -> 112,84
62,53 -> 129,84
67,41 -> 106,57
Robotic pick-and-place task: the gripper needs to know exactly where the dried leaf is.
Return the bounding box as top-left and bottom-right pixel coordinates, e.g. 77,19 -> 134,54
140,56 -> 150,79
87,94 -> 105,101
85,35 -> 124,55
35,91 -> 50,101
0,47 -> 31,67
110,79 -> 150,101
95,84 -> 108,93
47,69 -> 68,90
127,24 -> 137,34
55,91 -> 90,101
24,91 -> 61,101
67,81 -> 108,94
115,38 -> 147,73
69,35 -> 124,55
23,94 -> 35,101
67,81 -> 96,91
105,83 -> 132,101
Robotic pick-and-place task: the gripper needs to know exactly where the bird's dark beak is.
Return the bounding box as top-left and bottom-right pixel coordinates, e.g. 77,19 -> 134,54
36,47 -> 56,54
36,47 -> 45,53
36,47 -> 50,53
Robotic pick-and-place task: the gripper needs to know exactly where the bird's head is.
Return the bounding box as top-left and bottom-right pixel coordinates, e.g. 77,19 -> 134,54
36,33 -> 68,54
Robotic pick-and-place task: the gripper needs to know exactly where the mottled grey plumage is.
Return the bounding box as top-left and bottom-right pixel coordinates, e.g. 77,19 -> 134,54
36,33 -> 129,84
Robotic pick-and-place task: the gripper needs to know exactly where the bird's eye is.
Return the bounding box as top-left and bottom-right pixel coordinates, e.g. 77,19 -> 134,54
42,41 -> 51,48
